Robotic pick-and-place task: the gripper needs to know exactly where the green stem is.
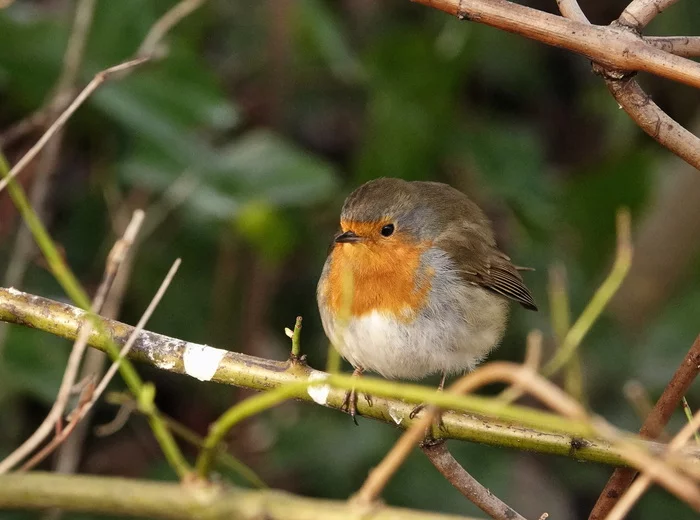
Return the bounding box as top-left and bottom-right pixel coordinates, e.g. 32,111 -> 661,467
682,397 -> 700,445
0,152 -> 190,478
196,382 -> 310,478
2,287 -> 691,468
543,209 -> 632,376
0,472 -> 474,520
290,316 -> 302,359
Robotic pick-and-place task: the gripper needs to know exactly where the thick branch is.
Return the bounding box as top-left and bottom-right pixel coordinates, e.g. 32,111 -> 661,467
646,36 -> 700,58
2,287 -> 699,468
0,472 -> 474,520
410,0 -> 700,90
604,76 -> 700,168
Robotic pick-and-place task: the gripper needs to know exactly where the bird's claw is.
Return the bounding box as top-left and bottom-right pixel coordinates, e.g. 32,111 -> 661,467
341,388 -> 359,425
341,388 -> 373,425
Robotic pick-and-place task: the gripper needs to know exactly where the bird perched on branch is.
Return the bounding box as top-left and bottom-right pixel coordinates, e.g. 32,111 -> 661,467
317,178 -> 537,419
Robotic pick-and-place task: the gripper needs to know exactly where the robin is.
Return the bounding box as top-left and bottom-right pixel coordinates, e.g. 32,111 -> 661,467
317,178 -> 537,420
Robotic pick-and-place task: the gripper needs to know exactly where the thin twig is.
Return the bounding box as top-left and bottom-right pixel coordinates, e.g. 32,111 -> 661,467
422,442 -> 528,520
352,362 -> 589,504
54,210 -> 146,475
0,0 -> 209,194
15,257 -> 181,472
497,329 -> 542,403
93,259 -> 181,404
0,58 -> 148,196
590,334 -> 700,519
681,398 -> 700,445
0,211 -> 143,473
606,409 -> 700,519
20,383 -> 95,471
623,380 -> 663,437
137,0 -> 207,57
548,264 -> 584,399
0,0 -> 98,364
0,0 -> 96,147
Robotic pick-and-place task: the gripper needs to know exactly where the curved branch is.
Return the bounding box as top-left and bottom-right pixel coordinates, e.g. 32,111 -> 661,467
0,472 -> 475,520
604,75 -> 700,168
1,287 -> 699,469
422,442 -> 528,520
410,0 -> 700,90
416,0 -> 700,171
619,0 -> 681,31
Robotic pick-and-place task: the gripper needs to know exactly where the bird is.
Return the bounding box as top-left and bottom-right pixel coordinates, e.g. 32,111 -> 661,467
316,178 -> 537,420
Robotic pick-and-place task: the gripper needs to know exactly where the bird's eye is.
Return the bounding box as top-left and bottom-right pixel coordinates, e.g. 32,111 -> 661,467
380,224 -> 395,237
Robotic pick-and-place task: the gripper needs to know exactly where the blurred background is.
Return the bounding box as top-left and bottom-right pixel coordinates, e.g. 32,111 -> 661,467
1,1 -> 700,518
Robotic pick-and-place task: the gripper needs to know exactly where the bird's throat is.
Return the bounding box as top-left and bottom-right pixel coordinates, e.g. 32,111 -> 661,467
323,241 -> 434,322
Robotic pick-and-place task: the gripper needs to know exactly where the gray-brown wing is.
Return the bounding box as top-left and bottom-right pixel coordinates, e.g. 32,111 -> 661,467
436,226 -> 537,311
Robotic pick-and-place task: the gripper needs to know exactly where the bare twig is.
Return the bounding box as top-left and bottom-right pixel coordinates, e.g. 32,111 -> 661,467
15,255 -> 180,472
606,409 -> 700,519
411,0 -> 700,90
422,442 -> 528,520
289,316 -> 303,361
604,77 -> 700,169
0,211 -> 143,473
352,362 -> 588,505
20,382 -> 95,471
0,0 -> 96,147
137,0 -> 207,57
54,209 -> 146,475
623,380 -> 661,435
93,259 -> 181,403
619,0 -> 681,31
590,334 -> 700,519
497,329 -> 542,403
0,0 -> 98,363
0,0 -> 209,195
415,0 -> 700,171
0,58 -> 147,196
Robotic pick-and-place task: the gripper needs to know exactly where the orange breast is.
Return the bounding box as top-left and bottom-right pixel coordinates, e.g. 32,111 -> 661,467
322,237 -> 434,322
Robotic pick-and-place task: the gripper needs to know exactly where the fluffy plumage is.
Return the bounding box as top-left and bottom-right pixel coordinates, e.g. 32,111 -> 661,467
317,178 -> 536,380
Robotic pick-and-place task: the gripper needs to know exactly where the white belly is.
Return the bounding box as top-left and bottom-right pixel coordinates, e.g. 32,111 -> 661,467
318,262 -> 508,380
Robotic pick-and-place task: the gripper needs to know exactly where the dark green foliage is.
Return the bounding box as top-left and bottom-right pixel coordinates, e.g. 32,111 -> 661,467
1,1 -> 699,519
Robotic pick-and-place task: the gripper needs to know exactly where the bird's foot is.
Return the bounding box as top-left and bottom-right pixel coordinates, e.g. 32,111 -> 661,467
340,367 -> 371,425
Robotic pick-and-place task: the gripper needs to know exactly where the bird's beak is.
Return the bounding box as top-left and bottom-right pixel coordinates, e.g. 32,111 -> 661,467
334,230 -> 362,243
